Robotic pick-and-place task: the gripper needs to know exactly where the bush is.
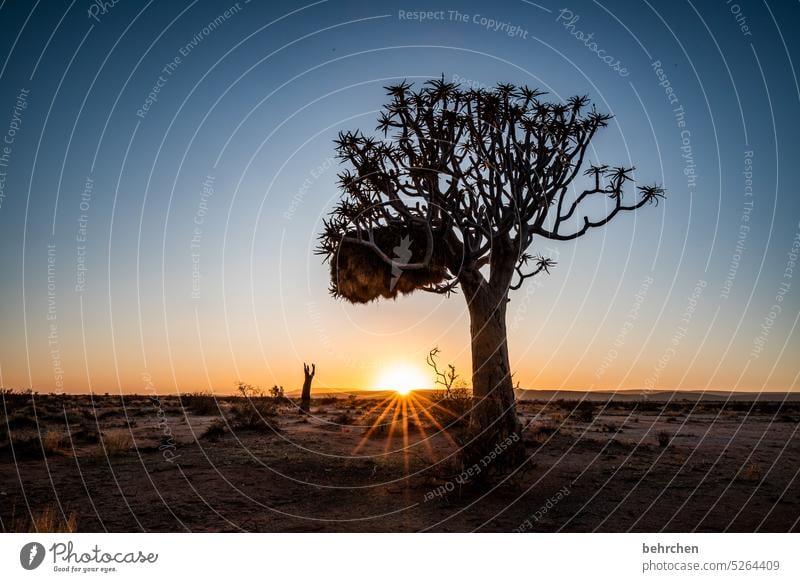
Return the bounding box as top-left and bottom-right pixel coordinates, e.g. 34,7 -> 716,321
41,430 -> 66,454
269,385 -> 286,400
657,431 -> 671,448
526,422 -> 557,444
740,462 -> 762,483
228,384 -> 279,430
7,413 -> 38,430
332,411 -> 353,426
201,419 -> 227,441
70,424 -> 100,444
572,401 -> 597,423
229,401 -> 277,430
181,392 -> 220,416
428,387 -> 472,429
2,435 -> 46,460
100,431 -> 132,457
95,408 -> 124,421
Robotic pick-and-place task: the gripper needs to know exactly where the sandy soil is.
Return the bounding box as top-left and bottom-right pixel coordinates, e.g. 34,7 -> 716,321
1,392 -> 798,532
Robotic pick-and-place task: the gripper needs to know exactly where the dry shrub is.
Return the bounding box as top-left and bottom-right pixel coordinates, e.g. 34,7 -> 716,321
7,413 -> 38,430
614,438 -> 639,450
70,424 -> 100,444
38,407 -> 67,423
181,391 -> 220,416
41,430 -> 66,454
95,408 -> 124,421
0,429 -> 67,459
599,422 -> 621,433
228,400 -> 278,431
571,401 -> 597,423
330,225 -> 449,303
225,383 -> 281,430
100,430 -> 132,456
269,385 -> 286,400
427,388 -> 472,429
332,411 -> 354,425
201,419 -> 227,441
0,434 -> 43,460
741,463 -> 762,483
657,430 -> 671,448
526,422 -> 558,444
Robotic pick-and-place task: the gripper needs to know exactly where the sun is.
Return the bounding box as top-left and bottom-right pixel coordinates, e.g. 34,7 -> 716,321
374,363 -> 430,395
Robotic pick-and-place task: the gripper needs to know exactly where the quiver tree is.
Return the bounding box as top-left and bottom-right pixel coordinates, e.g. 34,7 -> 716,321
317,78 -> 664,466
300,363 -> 315,413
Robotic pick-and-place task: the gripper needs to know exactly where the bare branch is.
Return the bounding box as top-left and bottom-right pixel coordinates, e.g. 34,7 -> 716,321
426,347 -> 458,396
509,254 -> 557,291
318,79 -> 665,300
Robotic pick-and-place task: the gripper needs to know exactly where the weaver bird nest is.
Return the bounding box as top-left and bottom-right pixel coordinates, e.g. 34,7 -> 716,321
328,224 -> 450,303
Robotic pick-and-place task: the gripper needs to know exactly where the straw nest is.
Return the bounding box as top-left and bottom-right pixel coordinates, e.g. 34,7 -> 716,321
330,225 -> 449,303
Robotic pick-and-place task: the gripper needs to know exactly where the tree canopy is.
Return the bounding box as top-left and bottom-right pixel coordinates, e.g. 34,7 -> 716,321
317,78 -> 664,300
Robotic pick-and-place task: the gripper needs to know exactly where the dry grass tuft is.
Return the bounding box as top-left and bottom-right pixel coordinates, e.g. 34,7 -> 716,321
99,430 -> 133,457
526,422 -> 558,444
740,462 -> 762,483
41,430 -> 66,454
18,505 -> 78,533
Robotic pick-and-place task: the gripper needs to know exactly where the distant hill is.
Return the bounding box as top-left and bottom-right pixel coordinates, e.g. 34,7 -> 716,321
284,388 -> 400,399
513,389 -> 800,402
285,387 -> 800,402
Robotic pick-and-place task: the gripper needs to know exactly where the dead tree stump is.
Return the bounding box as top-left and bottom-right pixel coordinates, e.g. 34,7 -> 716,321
300,363 -> 315,413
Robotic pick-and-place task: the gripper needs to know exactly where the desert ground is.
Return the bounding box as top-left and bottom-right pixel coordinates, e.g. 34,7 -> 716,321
1,389 -> 798,532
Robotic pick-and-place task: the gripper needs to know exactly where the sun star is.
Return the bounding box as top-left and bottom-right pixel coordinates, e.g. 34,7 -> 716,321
375,363 -> 430,395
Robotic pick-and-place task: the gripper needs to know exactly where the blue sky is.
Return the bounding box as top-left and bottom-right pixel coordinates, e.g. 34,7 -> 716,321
0,0 -> 798,393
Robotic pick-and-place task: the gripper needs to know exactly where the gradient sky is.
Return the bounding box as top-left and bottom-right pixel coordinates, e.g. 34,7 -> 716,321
0,0 -> 798,395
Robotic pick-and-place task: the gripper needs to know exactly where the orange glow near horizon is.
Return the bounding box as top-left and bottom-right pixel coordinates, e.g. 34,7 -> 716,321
373,363 -> 432,395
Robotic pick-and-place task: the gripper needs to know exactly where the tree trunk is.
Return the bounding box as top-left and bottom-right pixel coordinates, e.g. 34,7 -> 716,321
300,363 -> 314,414
460,272 -> 523,471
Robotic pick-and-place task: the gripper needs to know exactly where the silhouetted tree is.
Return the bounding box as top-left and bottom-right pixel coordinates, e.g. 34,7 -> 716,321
317,78 -> 664,466
300,363 -> 315,413
426,347 -> 458,397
